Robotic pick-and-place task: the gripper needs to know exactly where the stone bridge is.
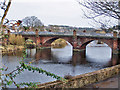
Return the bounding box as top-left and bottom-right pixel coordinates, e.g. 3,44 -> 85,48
14,30 -> 120,54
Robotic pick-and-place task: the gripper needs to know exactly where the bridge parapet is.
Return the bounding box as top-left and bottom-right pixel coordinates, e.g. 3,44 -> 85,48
14,31 -> 115,38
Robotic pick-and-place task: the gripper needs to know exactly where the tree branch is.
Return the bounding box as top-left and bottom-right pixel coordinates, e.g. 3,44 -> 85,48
78,0 -> 120,19
1,0 -> 12,25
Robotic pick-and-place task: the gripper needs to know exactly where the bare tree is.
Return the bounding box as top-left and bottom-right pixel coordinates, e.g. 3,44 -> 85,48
0,0 -> 12,25
78,0 -> 120,29
22,16 -> 43,28
0,0 -> 12,45
0,0 -> 12,39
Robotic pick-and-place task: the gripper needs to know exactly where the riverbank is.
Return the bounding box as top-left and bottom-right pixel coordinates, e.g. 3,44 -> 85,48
36,47 -> 51,50
1,45 -> 24,55
1,45 -> 116,55
73,49 -> 85,52
1,46 -> 52,55
84,75 -> 119,88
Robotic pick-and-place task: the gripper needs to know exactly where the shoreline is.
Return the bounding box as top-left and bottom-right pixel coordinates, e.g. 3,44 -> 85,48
2,46 -> 120,55
1,45 -> 86,55
1,45 -> 24,55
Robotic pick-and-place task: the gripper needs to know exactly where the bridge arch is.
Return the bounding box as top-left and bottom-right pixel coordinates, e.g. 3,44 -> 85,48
42,37 -> 73,47
24,37 -> 31,41
80,39 -> 113,50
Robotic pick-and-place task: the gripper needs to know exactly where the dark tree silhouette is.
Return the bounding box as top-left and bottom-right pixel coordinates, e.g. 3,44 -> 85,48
22,16 -> 43,28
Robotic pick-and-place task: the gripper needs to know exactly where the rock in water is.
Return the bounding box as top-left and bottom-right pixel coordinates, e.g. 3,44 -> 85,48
51,38 -> 68,48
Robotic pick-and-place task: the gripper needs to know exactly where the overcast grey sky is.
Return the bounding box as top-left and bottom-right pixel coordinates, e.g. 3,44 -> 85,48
1,0 -> 117,28
5,0 -> 95,27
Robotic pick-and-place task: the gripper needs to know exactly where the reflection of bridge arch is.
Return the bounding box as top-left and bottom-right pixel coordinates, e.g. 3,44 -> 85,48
42,37 -> 73,47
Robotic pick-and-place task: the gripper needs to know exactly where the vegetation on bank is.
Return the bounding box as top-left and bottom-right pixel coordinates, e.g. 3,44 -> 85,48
2,34 -> 36,53
1,34 -> 25,54
25,39 -> 36,49
9,34 -> 24,45
1,45 -> 24,54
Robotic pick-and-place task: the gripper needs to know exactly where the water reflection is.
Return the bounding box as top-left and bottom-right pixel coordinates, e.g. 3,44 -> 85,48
86,47 -> 112,65
2,43 -> 120,87
26,49 -> 36,58
86,41 -> 112,66
51,41 -> 73,63
24,44 -> 117,67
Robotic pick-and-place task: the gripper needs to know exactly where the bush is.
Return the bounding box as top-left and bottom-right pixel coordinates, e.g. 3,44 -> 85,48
25,40 -> 36,48
16,35 -> 25,45
9,34 -> 25,45
9,34 -> 16,45
26,44 -> 35,49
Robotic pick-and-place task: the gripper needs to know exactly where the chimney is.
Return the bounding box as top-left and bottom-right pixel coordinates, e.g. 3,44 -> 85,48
113,31 -> 117,37
49,29 -> 52,32
35,29 -> 38,35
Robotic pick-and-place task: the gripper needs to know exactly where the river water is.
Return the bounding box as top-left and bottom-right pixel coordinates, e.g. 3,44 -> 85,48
1,41 -> 120,88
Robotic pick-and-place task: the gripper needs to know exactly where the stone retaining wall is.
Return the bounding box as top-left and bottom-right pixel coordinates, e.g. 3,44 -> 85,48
38,64 -> 120,88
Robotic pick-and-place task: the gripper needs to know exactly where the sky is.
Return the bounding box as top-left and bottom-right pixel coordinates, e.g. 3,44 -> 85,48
4,0 -> 94,28
1,0 -> 118,28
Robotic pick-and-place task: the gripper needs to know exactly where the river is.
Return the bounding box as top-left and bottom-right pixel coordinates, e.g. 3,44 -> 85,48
1,41 -> 120,88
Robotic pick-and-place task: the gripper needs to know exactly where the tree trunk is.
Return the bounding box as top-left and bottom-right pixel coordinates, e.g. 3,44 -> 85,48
1,0 -> 12,24
1,0 -> 12,47
118,1 -> 120,30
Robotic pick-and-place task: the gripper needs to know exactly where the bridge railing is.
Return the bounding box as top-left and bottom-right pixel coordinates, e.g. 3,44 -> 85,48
77,32 -> 113,37
12,31 -> 115,37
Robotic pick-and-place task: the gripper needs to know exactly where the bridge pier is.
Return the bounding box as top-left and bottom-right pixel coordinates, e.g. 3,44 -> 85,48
35,29 -> 40,47
111,54 -> 119,66
112,33 -> 120,55
73,30 -> 78,49
112,49 -> 119,55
